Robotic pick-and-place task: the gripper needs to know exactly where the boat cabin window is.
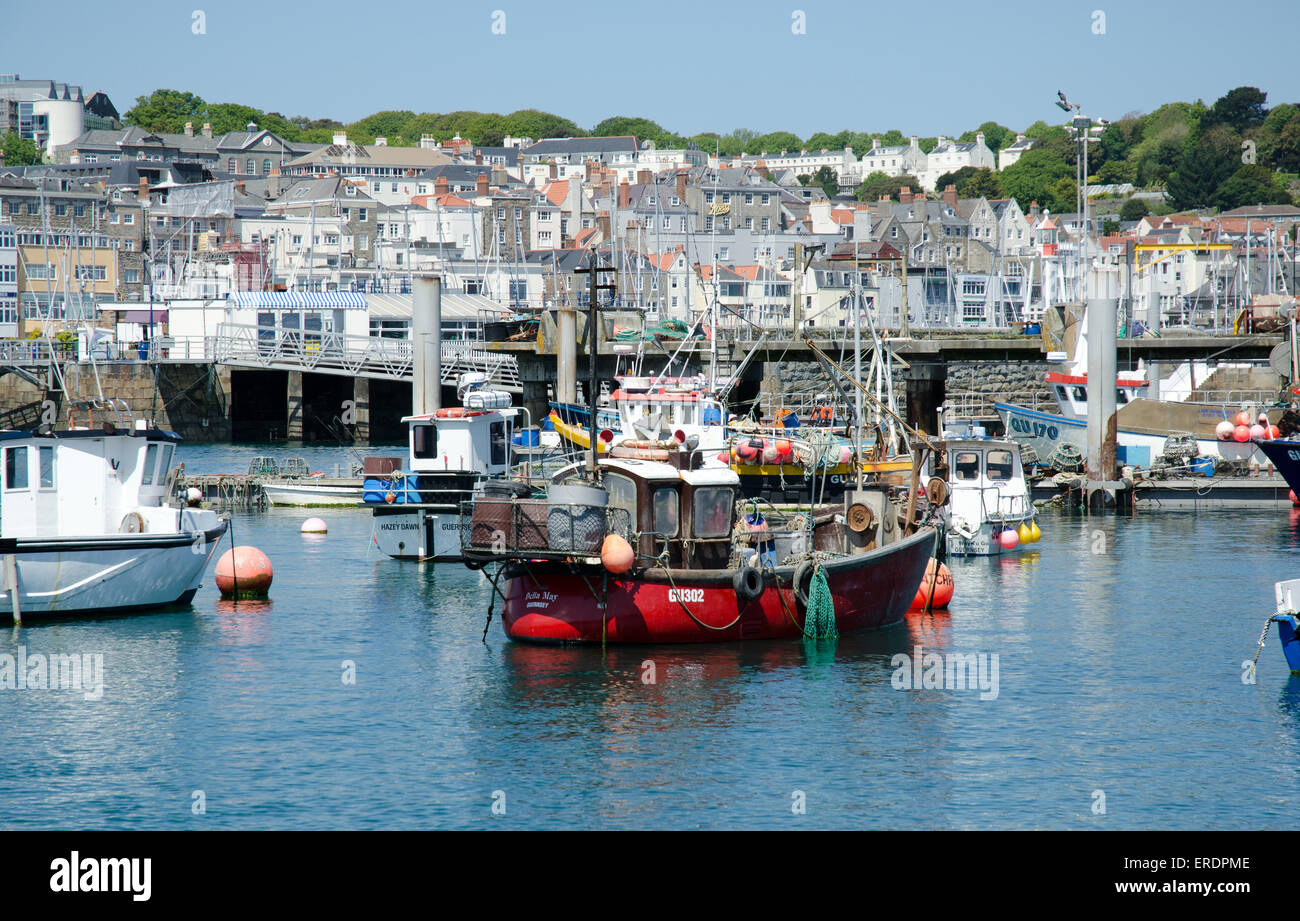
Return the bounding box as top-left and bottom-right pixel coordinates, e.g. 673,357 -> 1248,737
158,444 -> 175,480
987,449 -> 1014,481
953,451 -> 981,481
693,487 -> 733,539
142,443 -> 160,485
1116,389 -> 1129,404
653,488 -> 679,538
605,473 -> 637,523
413,423 -> 437,459
490,421 -> 508,466
38,446 -> 54,489
1071,386 -> 1087,403
1055,386 -> 1068,402
4,446 -> 27,490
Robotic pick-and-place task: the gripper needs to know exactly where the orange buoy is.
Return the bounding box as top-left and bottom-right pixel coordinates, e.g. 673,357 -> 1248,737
1235,411 -> 1253,427
215,546 -> 274,599
601,533 -> 635,574
912,559 -> 955,609
1268,425 -> 1281,440
1291,490 -> 1300,507
1233,424 -> 1251,443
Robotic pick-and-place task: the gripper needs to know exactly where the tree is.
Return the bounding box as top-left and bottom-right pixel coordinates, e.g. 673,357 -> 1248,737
592,116 -> 665,141
1164,140 -> 1236,210
1214,164 -> 1292,210
502,109 -> 580,139
746,131 -> 802,155
1204,86 -> 1268,133
999,148 -> 1072,211
934,166 -> 1002,199
0,132 -> 43,165
124,89 -> 207,133
854,171 -> 922,202
205,103 -> 270,136
809,165 -> 840,197
1119,197 -> 1150,221
958,121 -> 1013,152
804,130 -> 852,152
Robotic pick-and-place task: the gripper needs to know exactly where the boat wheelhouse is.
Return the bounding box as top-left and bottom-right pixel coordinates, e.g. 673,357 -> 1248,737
367,374 -> 522,561
940,437 -> 1036,557
0,403 -> 227,621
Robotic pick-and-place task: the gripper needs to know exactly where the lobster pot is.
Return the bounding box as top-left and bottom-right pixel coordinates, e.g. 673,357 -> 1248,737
546,505 -> 607,553
469,499 -> 550,551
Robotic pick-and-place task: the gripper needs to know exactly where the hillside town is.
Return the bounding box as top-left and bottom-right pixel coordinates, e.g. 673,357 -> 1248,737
2,74 -> 1299,357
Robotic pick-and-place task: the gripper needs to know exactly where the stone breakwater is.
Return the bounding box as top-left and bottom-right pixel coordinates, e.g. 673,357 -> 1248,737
765,360 -> 1056,411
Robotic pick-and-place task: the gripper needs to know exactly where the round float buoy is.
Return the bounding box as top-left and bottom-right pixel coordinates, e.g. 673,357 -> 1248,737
215,546 -> 273,599
736,442 -> 758,463
1017,521 -> 1033,544
301,517 -> 327,534
1268,425 -> 1281,440
1250,423 -> 1267,440
912,559 -> 955,609
999,528 -> 1020,550
1028,519 -> 1042,543
1233,424 -> 1251,443
1291,490 -> 1300,507
839,446 -> 852,466
1216,420 -> 1235,441
716,451 -> 730,464
1259,412 -> 1270,424
600,533 -> 634,574
1235,410 -> 1253,428
775,439 -> 793,461
762,444 -> 780,464
186,486 -> 203,505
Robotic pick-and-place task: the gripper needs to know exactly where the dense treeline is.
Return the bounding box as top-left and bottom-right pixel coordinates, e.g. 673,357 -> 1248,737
120,86 -> 1299,214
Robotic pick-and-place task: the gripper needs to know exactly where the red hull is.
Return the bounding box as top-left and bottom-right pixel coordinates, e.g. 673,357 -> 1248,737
499,527 -> 936,644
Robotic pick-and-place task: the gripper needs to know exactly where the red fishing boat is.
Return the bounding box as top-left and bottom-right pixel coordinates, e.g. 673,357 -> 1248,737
461,440 -> 938,644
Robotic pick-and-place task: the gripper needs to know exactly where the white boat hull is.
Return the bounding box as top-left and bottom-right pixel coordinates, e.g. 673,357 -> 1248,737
0,521 -> 227,619
371,507 -> 464,561
946,519 -> 1033,557
996,403 -> 1264,467
263,480 -> 363,506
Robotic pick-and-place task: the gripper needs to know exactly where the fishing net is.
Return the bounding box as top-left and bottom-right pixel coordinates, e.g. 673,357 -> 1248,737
803,565 -> 838,640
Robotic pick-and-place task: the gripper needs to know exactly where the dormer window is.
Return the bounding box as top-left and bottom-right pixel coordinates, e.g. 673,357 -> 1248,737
345,185 -> 356,197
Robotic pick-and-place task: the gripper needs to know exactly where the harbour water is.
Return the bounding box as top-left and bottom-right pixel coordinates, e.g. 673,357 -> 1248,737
2,445 -> 1298,830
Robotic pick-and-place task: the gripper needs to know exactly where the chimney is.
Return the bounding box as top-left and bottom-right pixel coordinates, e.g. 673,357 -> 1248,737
475,149 -> 483,166
872,136 -> 881,150
943,184 -> 958,209
976,131 -> 986,147
548,161 -> 557,179
435,175 -> 449,196
138,176 -> 149,204
333,131 -> 347,146
899,186 -> 913,204
201,122 -> 212,139
636,169 -> 651,186
1030,200 -> 1041,219
909,135 -> 918,148
476,173 -> 489,197
375,136 -> 387,147
597,212 -> 610,240
1015,133 -> 1026,143
491,166 -> 507,187
235,180 -> 246,196
675,171 -> 687,201
618,180 -> 630,210
184,121 -> 193,137
268,167 -> 282,197
756,160 -> 769,180
936,135 -> 947,148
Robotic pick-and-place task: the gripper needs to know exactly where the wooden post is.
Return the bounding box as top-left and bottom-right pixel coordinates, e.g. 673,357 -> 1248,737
4,554 -> 22,626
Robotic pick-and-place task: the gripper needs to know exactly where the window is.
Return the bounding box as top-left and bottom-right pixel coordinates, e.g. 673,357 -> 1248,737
124,269 -> 139,284
123,213 -> 134,224
358,234 -> 368,249
246,158 -> 256,174
1072,386 -> 1087,403
263,158 -> 272,174
158,444 -> 174,481
986,450 -> 1014,481
141,443 -> 160,485
358,208 -> 367,222
653,488 -> 679,538
953,451 -> 980,481
490,421 -> 508,466
605,474 -> 637,524
228,157 -> 237,172
692,487 -> 733,538
413,424 -> 437,458
5,446 -> 28,490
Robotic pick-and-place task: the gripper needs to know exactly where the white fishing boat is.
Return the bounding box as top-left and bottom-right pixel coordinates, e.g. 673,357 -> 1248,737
261,478 -> 364,506
939,436 -> 1039,557
0,400 -> 227,622
367,373 -> 524,561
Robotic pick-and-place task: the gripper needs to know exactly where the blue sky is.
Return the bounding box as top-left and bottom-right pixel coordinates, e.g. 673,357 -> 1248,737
3,0 -> 1297,137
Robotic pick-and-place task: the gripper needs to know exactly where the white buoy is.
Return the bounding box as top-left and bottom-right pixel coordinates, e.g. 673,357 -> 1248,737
186,486 -> 203,504
301,517 -> 328,534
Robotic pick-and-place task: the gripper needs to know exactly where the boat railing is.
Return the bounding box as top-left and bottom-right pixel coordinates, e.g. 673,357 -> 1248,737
66,398 -> 135,430
981,485 -> 1031,521
460,498 -> 633,560
1180,388 -> 1282,407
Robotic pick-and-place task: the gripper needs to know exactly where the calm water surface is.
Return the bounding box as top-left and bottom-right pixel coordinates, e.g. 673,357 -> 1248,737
2,445 -> 1299,829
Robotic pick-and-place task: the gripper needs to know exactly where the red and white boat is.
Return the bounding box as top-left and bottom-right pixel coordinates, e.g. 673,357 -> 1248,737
461,440 -> 937,644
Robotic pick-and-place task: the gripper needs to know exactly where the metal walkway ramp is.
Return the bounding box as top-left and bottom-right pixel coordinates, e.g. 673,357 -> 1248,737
211,323 -> 521,392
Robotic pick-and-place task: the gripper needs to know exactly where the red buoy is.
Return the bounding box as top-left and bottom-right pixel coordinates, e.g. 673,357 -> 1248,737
912,559 -> 955,610
1291,490 -> 1299,507
215,546 -> 274,599
1233,424 -> 1251,443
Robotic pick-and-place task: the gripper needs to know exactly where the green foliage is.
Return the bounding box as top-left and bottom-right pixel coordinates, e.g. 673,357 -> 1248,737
1164,140 -> 1237,210
592,116 -> 665,141
958,121 -> 1013,151
876,130 -> 907,148
809,165 -> 840,197
804,130 -> 852,152
935,166 -> 1002,199
124,89 -> 208,133
1095,159 -> 1137,185
746,131 -> 802,156
1119,197 -> 1150,221
1214,164 -> 1292,210
1000,149 -> 1072,212
1204,86 -> 1268,133
918,137 -> 937,154
854,172 -> 922,202
0,132 -> 43,166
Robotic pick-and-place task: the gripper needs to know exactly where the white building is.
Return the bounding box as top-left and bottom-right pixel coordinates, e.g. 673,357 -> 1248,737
918,133 -> 996,191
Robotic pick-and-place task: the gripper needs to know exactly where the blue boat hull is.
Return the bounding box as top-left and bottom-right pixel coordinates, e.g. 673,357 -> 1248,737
1254,439 -> 1300,494
1270,614 -> 1300,674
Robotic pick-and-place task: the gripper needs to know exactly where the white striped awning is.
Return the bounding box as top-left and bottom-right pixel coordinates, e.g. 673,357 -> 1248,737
229,291 -> 369,309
